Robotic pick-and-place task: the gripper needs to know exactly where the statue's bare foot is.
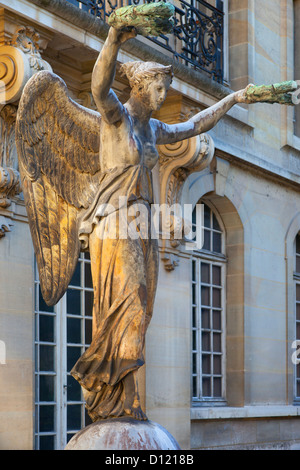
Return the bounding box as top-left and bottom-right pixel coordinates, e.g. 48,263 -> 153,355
129,397 -> 148,421
123,372 -> 148,421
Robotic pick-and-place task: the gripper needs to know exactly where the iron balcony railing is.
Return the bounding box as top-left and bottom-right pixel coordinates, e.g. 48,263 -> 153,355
66,0 -> 224,82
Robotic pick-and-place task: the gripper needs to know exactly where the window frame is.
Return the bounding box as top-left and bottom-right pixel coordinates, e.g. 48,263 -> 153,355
191,201 -> 227,407
34,253 -> 93,450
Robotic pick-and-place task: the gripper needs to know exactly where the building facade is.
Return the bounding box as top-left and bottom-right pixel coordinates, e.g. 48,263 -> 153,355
0,0 -> 300,450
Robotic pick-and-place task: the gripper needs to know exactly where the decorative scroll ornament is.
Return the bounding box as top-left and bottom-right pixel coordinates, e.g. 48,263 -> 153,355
158,132 -> 214,270
0,26 -> 52,105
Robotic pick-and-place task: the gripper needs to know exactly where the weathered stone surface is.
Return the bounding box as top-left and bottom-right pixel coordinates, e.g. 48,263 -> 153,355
65,418 -> 181,450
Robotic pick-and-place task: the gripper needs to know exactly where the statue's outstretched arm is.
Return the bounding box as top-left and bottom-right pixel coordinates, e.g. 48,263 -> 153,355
92,27 -> 136,123
154,80 -> 297,145
153,88 -> 244,145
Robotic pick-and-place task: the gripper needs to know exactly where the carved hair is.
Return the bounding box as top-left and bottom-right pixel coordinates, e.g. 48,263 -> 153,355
120,61 -> 173,90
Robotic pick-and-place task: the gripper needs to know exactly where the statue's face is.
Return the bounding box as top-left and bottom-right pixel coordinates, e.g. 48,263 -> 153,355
146,75 -> 172,111
136,74 -> 171,112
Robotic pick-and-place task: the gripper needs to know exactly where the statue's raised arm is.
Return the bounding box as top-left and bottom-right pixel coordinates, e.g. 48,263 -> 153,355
91,27 -> 136,124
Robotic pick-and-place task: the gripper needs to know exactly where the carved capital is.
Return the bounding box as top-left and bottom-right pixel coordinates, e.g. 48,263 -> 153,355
158,132 -> 215,270
0,25 -> 52,105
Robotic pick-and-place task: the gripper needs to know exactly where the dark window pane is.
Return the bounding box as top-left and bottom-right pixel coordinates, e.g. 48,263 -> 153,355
212,265 -> 221,286
213,310 -> 221,330
296,363 -> 300,379
70,262 -> 81,287
67,317 -> 82,344
297,323 -> 300,340
296,255 -> 300,273
84,252 -> 90,261
297,285 -> 300,302
213,355 -> 222,374
192,260 -> 196,282
201,263 -> 210,284
193,352 -> 197,374
296,235 -> 300,254
39,315 -> 54,343
201,286 -> 210,306
39,435 -> 55,450
203,229 -> 210,251
67,374 -> 82,401
202,377 -> 211,397
192,330 -> 197,351
192,207 -> 196,225
202,354 -> 210,374
39,345 -> 55,371
67,347 -> 82,372
213,377 -> 222,397
297,381 -> 300,398
192,283 -> 196,305
39,285 -> 54,313
297,304 -> 300,321
213,333 -> 222,352
213,232 -> 222,253
193,376 -> 197,397
67,289 -> 81,315
67,433 -> 76,443
204,205 -> 211,228
213,213 -> 221,231
67,404 -> 82,431
39,375 -> 55,402
201,308 -> 210,329
192,307 -> 197,328
85,319 -> 92,345
202,332 -> 210,351
39,405 -> 55,432
85,291 -> 93,317
84,263 -> 93,288
213,288 -> 221,308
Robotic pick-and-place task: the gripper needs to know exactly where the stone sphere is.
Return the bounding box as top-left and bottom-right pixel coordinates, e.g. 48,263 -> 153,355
65,417 -> 181,450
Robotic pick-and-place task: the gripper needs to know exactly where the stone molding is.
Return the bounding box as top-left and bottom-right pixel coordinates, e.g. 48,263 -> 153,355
158,132 -> 215,271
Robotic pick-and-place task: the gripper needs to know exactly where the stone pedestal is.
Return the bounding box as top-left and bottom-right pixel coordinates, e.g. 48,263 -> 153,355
65,418 -> 181,450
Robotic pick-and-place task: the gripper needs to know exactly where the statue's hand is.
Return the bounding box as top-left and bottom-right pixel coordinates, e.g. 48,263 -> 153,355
235,84 -> 255,104
109,26 -> 137,45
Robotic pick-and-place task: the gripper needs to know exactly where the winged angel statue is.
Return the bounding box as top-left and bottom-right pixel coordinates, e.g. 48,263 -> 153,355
15,3 -> 298,422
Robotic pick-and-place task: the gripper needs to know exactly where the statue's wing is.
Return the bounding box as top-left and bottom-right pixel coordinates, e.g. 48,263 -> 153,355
16,70 -> 101,306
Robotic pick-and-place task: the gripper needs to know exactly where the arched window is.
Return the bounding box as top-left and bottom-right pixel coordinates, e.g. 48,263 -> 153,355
191,201 -> 226,404
294,234 -> 300,401
34,253 -> 93,450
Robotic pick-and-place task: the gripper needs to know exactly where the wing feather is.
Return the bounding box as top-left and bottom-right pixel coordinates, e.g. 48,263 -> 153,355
16,70 -> 102,305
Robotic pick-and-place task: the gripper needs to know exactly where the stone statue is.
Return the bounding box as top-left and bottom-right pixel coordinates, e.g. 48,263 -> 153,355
15,3 -> 297,423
